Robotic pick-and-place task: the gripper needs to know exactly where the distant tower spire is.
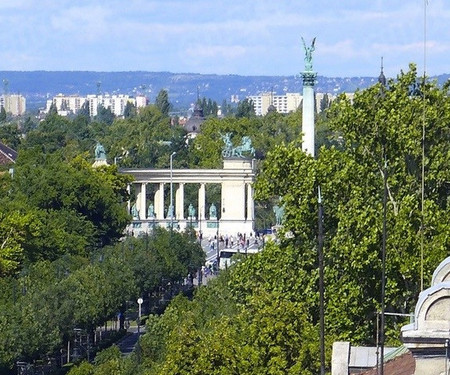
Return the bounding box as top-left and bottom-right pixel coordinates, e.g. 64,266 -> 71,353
378,57 -> 386,87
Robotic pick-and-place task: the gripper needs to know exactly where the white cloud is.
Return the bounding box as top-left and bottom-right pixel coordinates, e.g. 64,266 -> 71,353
0,0 -> 448,76
50,5 -> 112,41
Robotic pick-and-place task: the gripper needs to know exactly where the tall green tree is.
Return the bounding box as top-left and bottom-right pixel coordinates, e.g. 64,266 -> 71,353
255,65 -> 449,345
0,107 -> 6,122
235,98 -> 255,118
0,149 -> 132,268
155,89 -> 171,117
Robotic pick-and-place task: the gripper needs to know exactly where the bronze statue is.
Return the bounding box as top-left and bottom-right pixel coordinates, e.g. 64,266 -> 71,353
301,37 -> 316,71
131,203 -> 139,219
188,204 -> 196,218
147,203 -> 155,218
94,142 -> 106,160
209,203 -> 217,218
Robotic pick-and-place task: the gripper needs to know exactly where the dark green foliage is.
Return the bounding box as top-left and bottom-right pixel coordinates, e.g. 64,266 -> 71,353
198,97 -> 218,117
0,149 -> 132,275
0,229 -> 204,371
123,101 -> 137,119
235,98 -> 255,118
71,66 -> 448,375
95,105 -> 115,126
0,122 -> 21,149
0,106 -> 6,122
78,101 -> 91,117
155,89 -> 171,117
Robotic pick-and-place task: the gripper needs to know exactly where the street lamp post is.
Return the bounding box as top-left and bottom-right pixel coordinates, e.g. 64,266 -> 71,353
137,297 -> 143,335
170,152 -> 176,229
318,186 -> 325,375
216,216 -> 220,271
379,157 -> 388,375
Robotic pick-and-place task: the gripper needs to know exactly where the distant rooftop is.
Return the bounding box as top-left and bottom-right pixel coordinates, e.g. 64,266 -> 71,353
0,141 -> 17,165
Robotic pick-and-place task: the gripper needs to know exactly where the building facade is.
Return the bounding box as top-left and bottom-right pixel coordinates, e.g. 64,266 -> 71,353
45,94 -> 147,117
248,92 -> 302,116
0,94 -> 26,116
247,92 -> 354,116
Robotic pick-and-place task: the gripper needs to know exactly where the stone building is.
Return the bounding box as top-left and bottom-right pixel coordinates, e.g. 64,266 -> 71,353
332,256 -> 450,375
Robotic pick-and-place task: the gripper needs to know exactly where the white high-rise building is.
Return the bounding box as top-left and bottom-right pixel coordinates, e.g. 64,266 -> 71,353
248,93 -> 302,116
46,94 -> 147,117
0,94 -> 26,116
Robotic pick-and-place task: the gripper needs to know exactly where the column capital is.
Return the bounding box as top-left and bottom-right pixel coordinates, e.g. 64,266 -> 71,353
301,71 -> 317,87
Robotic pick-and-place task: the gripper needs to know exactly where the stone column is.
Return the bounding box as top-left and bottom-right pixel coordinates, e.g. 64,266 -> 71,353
134,183 -> 142,218
198,183 -> 206,221
126,184 -> 131,214
246,183 -> 254,221
301,71 -> 317,157
138,183 -> 147,220
221,180 -> 246,221
154,182 -> 165,220
176,183 -> 185,220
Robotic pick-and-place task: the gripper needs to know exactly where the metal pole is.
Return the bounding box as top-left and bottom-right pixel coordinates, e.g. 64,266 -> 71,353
318,186 -> 325,375
445,339 -> 449,375
380,158 -> 387,375
216,218 -> 220,270
376,312 -> 379,371
170,152 -> 176,229
137,298 -> 143,335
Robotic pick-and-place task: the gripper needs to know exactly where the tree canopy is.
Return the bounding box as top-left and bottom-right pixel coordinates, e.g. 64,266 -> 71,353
69,65 -> 448,374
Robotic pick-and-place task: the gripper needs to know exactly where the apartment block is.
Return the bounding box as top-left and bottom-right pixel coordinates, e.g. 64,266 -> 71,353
46,94 -> 147,117
0,94 -> 26,116
248,93 -> 302,116
248,92 -> 354,116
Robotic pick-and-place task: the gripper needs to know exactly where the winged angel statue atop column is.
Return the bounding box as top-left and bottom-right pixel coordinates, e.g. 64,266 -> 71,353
301,37 -> 316,71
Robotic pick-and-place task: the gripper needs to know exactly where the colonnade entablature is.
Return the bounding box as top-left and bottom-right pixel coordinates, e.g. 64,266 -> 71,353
120,158 -> 256,237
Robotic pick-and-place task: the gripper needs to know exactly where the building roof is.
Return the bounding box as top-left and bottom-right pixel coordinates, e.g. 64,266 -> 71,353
0,141 -> 17,165
185,103 -> 205,134
360,351 -> 415,375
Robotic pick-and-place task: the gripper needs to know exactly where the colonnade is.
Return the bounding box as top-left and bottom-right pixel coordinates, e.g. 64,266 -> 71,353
132,181 -> 254,222
122,158 -> 256,236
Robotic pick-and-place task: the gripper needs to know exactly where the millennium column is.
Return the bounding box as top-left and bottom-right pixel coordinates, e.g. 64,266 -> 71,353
301,37 -> 317,157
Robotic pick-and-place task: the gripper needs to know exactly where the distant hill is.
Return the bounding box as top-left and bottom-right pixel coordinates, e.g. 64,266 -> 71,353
1,71 -> 449,112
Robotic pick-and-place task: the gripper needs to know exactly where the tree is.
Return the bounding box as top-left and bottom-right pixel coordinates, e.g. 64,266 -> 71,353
236,98 -> 255,118
95,105 -> 115,126
255,65 -> 449,346
48,102 -> 58,115
0,123 -> 21,150
0,107 -> 6,122
3,149 -> 132,265
123,101 -> 137,119
155,89 -> 171,117
78,101 -> 91,117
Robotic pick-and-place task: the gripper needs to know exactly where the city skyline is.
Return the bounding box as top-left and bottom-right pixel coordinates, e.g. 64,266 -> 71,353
0,1 -> 448,78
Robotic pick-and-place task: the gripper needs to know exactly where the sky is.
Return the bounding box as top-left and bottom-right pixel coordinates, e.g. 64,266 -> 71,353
0,0 -> 449,78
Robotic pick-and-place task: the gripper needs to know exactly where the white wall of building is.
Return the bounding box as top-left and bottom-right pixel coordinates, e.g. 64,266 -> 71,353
249,92 -> 302,116
248,92 -> 354,116
45,94 -> 147,117
0,94 -> 26,116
